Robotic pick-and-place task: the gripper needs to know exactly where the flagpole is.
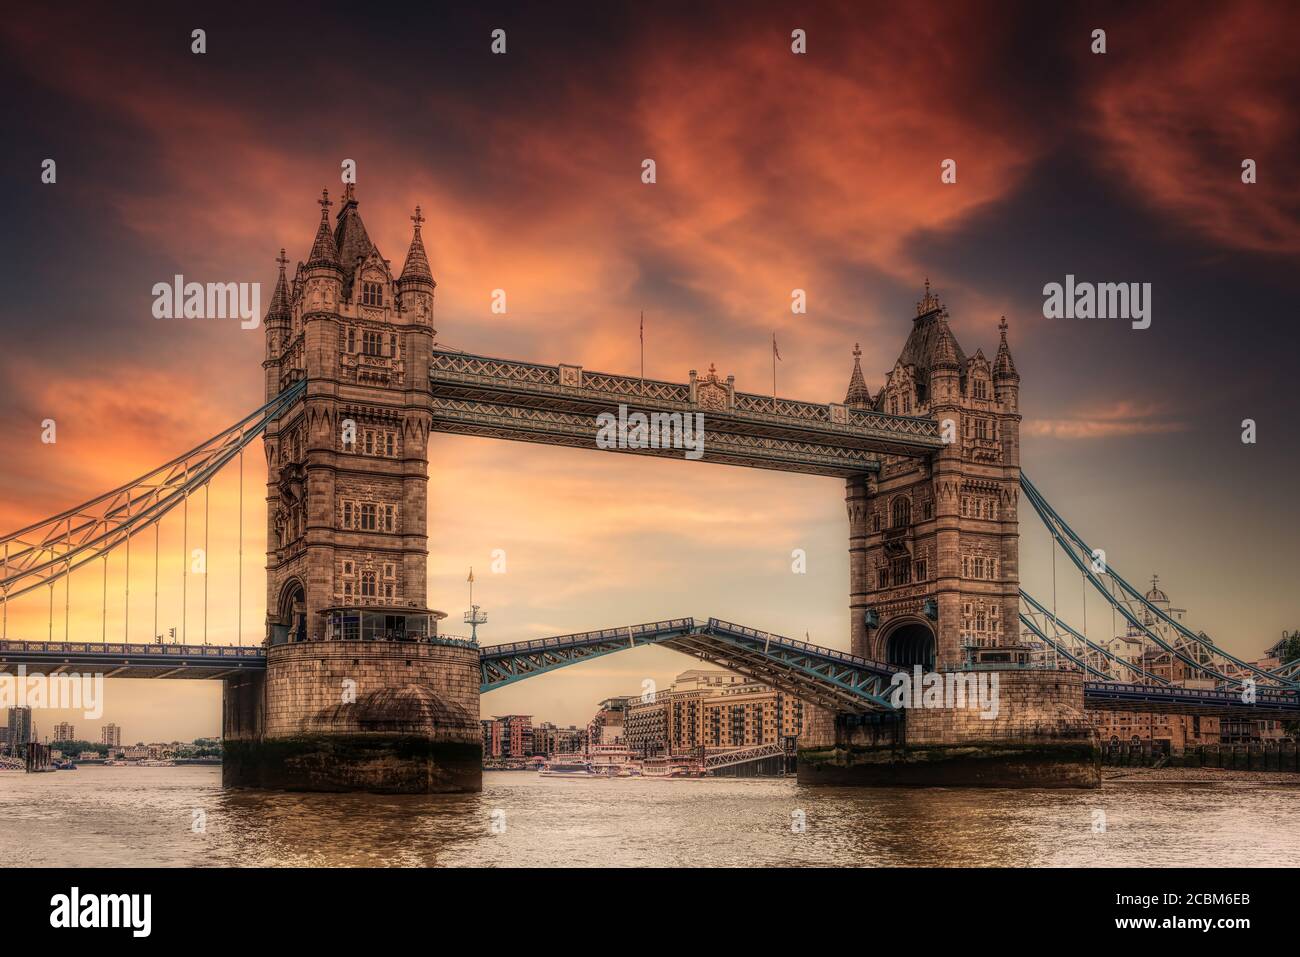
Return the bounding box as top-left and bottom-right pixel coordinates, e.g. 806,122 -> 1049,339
640,310 -> 645,390
772,332 -> 778,411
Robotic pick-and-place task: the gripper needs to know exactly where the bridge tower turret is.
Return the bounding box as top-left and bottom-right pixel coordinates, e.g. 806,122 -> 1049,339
223,186 -> 481,794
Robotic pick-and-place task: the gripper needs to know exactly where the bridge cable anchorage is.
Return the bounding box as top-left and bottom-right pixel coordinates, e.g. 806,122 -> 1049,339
1021,473 -> 1298,690
0,380 -> 305,603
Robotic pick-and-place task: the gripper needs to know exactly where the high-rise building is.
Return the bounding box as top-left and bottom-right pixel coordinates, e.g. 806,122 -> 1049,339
53,722 -> 76,742
6,707 -> 33,753
101,723 -> 122,747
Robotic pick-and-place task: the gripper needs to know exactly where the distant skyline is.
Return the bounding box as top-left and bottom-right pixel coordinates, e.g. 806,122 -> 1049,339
2,3 -> 1298,739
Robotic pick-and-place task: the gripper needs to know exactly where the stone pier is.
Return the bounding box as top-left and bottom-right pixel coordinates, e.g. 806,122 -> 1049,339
797,670 -> 1101,788
223,640 -> 481,793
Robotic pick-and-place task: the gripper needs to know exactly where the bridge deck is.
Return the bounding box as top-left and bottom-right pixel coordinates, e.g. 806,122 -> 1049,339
0,639 -> 265,679
4,634 -> 1295,719
428,350 -> 943,476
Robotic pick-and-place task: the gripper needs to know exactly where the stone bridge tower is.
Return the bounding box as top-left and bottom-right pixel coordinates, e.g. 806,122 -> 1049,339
222,187 -> 481,793
846,282 -> 1022,671
804,281 -> 1098,788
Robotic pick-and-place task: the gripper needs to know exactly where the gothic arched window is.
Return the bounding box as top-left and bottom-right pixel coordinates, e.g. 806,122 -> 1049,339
890,496 -> 911,528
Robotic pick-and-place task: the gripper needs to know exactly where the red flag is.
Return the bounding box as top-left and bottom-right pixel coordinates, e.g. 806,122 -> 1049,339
772,333 -> 781,361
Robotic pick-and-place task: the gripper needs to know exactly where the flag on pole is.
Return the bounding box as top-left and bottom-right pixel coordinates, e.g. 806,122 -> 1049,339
467,567 -> 474,583
639,311 -> 645,382
771,332 -> 781,407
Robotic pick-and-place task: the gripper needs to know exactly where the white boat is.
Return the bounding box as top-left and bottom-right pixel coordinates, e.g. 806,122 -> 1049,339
538,756 -> 599,778
588,744 -> 639,777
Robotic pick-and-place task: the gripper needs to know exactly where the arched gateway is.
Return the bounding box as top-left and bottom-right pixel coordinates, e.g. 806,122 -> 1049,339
883,619 -> 936,671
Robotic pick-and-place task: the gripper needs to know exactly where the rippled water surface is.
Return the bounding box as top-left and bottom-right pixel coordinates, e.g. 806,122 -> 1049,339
3,767 -> 1298,867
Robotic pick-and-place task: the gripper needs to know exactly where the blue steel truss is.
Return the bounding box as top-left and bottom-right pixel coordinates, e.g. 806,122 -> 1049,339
1083,681 -> 1297,718
480,616 -> 897,713
478,619 -> 698,691
1020,474 -> 1299,691
0,380 -> 306,604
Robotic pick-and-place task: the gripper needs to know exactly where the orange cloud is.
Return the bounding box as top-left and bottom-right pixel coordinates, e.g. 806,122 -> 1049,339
1023,399 -> 1188,439
1089,4 -> 1300,255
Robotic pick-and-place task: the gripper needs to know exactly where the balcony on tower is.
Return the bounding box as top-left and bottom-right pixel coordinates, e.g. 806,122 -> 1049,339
314,604 -> 457,644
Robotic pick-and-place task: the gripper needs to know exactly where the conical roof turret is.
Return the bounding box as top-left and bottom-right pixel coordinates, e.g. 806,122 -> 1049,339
994,316 -> 1018,379
264,249 -> 291,323
306,188 -> 342,271
398,205 -> 435,286
844,343 -> 871,408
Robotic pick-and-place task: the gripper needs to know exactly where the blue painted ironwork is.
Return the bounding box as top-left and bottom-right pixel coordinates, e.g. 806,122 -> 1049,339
0,638 -> 265,679
479,619 -> 697,691
0,380 -> 306,603
1021,474 -> 1298,690
480,616 -> 897,713
1084,681 -> 1298,718
1020,589 -> 1171,686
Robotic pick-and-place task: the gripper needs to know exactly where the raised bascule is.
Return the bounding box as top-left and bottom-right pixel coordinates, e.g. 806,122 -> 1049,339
2,188 -> 1296,792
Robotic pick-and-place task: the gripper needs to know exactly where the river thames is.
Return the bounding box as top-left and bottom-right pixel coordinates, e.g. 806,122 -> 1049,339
4,767 -> 1300,867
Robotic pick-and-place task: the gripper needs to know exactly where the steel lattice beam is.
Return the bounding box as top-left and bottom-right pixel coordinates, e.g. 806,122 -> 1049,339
0,381 -> 305,604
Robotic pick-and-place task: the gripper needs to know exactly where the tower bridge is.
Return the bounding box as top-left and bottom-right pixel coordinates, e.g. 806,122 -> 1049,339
2,187 -> 1295,792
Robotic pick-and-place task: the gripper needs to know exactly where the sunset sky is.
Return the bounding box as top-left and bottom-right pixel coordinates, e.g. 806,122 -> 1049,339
2,2 -> 1298,743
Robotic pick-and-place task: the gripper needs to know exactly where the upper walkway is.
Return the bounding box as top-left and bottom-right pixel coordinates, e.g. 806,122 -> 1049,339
427,350 -> 943,476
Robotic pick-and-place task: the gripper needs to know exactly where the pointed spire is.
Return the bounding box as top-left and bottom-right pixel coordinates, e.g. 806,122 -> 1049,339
264,248 -> 291,323
932,315 -> 960,369
994,315 -> 1018,379
398,204 -> 434,285
306,188 -> 341,270
844,342 -> 871,407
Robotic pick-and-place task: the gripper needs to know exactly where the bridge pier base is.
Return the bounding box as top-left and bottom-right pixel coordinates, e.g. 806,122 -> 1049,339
797,670 -> 1100,788
221,641 -> 482,794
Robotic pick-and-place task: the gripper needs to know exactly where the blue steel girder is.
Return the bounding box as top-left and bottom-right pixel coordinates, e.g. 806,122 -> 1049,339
1084,681 -> 1299,718
478,619 -> 696,691
661,620 -> 895,713
478,617 -> 896,712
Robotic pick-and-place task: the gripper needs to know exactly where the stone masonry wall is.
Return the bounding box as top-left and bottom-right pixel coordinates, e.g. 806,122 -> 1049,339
264,641 -> 479,742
